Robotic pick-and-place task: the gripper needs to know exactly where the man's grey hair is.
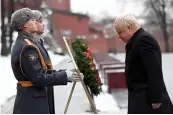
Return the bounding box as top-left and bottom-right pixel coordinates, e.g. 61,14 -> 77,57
32,10 -> 43,20
113,14 -> 140,35
11,7 -> 34,31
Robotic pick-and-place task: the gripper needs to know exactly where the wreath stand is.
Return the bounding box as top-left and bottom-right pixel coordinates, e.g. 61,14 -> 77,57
63,36 -> 97,114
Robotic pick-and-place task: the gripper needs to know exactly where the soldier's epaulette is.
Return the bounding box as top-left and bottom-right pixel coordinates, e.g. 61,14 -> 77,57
24,39 -> 47,70
19,39 -> 48,76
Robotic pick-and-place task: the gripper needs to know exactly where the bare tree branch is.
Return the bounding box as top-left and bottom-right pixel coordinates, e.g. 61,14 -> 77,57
145,0 -> 173,52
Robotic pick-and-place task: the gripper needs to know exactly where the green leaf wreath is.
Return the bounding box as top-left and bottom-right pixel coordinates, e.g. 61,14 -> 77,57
71,38 -> 102,96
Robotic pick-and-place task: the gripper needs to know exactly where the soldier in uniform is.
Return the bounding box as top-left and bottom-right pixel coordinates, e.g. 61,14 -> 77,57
11,8 -> 82,114
32,9 -> 66,114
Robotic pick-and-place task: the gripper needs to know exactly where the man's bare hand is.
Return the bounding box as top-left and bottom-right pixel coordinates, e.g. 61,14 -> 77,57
152,103 -> 162,109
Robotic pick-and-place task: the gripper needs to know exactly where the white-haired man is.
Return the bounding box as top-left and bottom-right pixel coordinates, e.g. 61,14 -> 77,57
113,14 -> 173,114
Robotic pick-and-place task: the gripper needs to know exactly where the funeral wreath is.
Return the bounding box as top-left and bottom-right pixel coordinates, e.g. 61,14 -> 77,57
71,38 -> 102,96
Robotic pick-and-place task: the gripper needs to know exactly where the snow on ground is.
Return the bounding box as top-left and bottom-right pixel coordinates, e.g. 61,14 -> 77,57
1,56 -> 126,114
1,39 -> 173,114
0,55 -> 16,106
54,57 -> 124,114
94,86 -> 121,113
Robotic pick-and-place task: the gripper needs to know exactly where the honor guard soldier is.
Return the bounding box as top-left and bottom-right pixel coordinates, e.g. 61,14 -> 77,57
11,8 -> 82,114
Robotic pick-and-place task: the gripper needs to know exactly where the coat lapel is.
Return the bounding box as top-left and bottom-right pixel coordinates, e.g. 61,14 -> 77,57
36,41 -> 53,70
125,28 -> 145,58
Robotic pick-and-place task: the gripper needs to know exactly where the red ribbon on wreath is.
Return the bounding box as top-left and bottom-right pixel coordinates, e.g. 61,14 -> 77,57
84,48 -> 92,59
96,75 -> 101,83
83,48 -> 101,84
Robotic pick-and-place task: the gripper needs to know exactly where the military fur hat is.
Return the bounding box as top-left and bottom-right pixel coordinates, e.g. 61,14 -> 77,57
10,8 -> 34,31
32,10 -> 43,20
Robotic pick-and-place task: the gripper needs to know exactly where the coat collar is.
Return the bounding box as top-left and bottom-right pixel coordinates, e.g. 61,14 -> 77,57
18,31 -> 36,43
34,35 -> 44,44
126,28 -> 144,50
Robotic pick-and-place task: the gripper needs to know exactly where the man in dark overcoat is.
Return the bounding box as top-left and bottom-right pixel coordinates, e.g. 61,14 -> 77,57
113,14 -> 173,114
10,8 -> 82,114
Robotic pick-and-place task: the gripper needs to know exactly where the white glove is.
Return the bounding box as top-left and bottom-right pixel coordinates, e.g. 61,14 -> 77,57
65,69 -> 84,82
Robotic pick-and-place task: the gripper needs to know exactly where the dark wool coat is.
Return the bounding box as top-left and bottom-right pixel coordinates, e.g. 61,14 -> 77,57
125,28 -> 173,114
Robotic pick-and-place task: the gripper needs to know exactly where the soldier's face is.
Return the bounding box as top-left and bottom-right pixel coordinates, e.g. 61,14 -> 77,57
24,18 -> 38,33
36,19 -> 45,34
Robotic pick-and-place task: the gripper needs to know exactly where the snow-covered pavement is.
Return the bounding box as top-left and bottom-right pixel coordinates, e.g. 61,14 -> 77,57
1,56 -> 127,114
54,58 -> 126,114
1,45 -> 173,114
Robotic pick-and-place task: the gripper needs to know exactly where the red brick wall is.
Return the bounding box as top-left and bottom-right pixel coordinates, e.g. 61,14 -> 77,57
107,38 -> 116,53
59,36 -> 108,54
8,0 -> 70,10
7,0 -> 42,10
52,13 -> 89,34
89,23 -> 105,29
46,0 -> 70,10
115,37 -> 126,53
52,12 -> 90,51
106,37 -> 125,53
83,37 -> 108,54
